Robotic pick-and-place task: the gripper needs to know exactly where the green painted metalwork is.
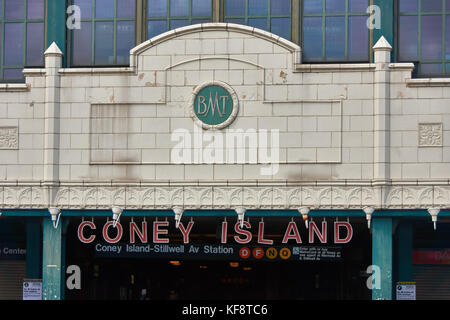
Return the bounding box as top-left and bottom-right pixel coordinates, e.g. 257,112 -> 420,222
26,219 -> 41,279
3,208 -> 450,218
42,217 -> 63,300
46,0 -> 66,59
372,218 -> 393,300
374,0 -> 394,51
302,0 -> 370,62
395,221 -> 413,286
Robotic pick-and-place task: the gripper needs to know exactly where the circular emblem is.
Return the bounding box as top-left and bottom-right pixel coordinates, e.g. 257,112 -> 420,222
280,248 -> 292,260
239,247 -> 251,259
266,247 -> 278,260
190,81 -> 239,130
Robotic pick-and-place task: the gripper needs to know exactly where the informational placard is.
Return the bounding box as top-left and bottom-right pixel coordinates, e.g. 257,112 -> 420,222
93,243 -> 342,262
23,279 -> 42,300
396,282 -> 416,300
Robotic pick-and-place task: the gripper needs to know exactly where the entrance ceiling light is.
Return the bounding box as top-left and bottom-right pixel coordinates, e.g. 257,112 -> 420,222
111,207 -> 123,228
235,207 -> 246,228
427,208 -> 440,230
173,206 -> 184,229
363,207 -> 374,229
299,207 -> 310,229
48,207 -> 61,229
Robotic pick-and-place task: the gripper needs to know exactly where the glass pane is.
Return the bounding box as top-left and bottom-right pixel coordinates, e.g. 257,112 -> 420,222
96,0 -> 114,18
4,69 -> 23,80
420,63 -> 442,74
5,0 -> 25,19
325,17 -> 345,59
399,16 -> 418,60
421,15 -> 442,59
170,0 -> 189,16
248,18 -> 267,30
147,20 -> 167,38
225,0 -> 245,16
446,15 -> 450,59
446,63 -> 450,72
348,16 -> 368,60
4,23 -> 24,66
116,21 -> 135,64
271,0 -> 290,15
95,22 -> 114,65
326,0 -> 345,13
73,21 -> 92,65
148,0 -> 167,17
249,0 -> 267,15
192,0 -> 212,17
271,17 -> 290,40
304,0 -> 322,13
303,17 -> 322,59
26,22 -> 44,65
448,0 -> 450,12
349,0 -> 368,13
192,18 -> 212,24
225,18 -> 245,25
422,0 -> 442,12
74,0 -> 92,19
170,19 -> 189,29
27,0 -> 44,19
399,0 -> 417,12
117,0 -> 136,18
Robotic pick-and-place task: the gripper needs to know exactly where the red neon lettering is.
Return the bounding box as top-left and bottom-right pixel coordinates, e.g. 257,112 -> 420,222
178,221 -> 195,244
234,221 -> 252,244
102,221 -> 123,244
282,221 -> 302,244
257,221 -> 273,245
334,222 -> 353,244
309,221 -> 327,244
153,221 -> 169,244
129,221 -> 148,244
78,221 -> 96,244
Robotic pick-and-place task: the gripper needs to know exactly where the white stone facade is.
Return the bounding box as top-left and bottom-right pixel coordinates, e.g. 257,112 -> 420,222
0,23 -> 450,210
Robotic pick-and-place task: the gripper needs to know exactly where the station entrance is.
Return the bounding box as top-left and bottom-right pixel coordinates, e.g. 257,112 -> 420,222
65,216 -> 371,300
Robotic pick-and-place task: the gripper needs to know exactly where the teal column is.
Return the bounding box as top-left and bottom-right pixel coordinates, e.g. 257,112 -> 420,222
42,217 -> 63,300
372,218 -> 393,300
396,222 -> 413,283
373,0 -> 395,58
26,219 -> 42,279
46,0 -> 67,63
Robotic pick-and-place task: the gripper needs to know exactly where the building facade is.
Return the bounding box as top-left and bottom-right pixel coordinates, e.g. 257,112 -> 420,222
1,0 -> 450,300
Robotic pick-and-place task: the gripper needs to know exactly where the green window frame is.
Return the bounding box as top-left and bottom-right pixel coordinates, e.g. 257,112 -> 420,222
146,0 -> 213,39
69,0 -> 137,66
223,0 -> 292,41
302,0 -> 370,62
397,0 -> 450,76
0,0 -> 46,82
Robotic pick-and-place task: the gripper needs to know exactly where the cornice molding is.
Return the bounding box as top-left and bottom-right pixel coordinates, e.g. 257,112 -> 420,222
0,184 -> 449,210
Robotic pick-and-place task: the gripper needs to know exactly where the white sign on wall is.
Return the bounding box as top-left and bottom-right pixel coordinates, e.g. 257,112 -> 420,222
396,282 -> 416,300
23,279 -> 42,300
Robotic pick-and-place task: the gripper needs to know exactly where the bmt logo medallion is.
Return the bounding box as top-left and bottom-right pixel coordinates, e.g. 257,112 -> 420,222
190,81 -> 239,130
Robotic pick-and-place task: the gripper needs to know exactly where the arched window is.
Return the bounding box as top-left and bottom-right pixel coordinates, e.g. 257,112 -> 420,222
70,0 -> 136,66
302,0 -> 370,62
0,0 -> 45,82
398,0 -> 450,76
224,0 -> 291,40
147,0 -> 213,39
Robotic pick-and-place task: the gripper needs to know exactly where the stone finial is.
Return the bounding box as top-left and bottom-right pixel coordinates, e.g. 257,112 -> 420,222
373,36 -> 392,51
44,42 -> 63,57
